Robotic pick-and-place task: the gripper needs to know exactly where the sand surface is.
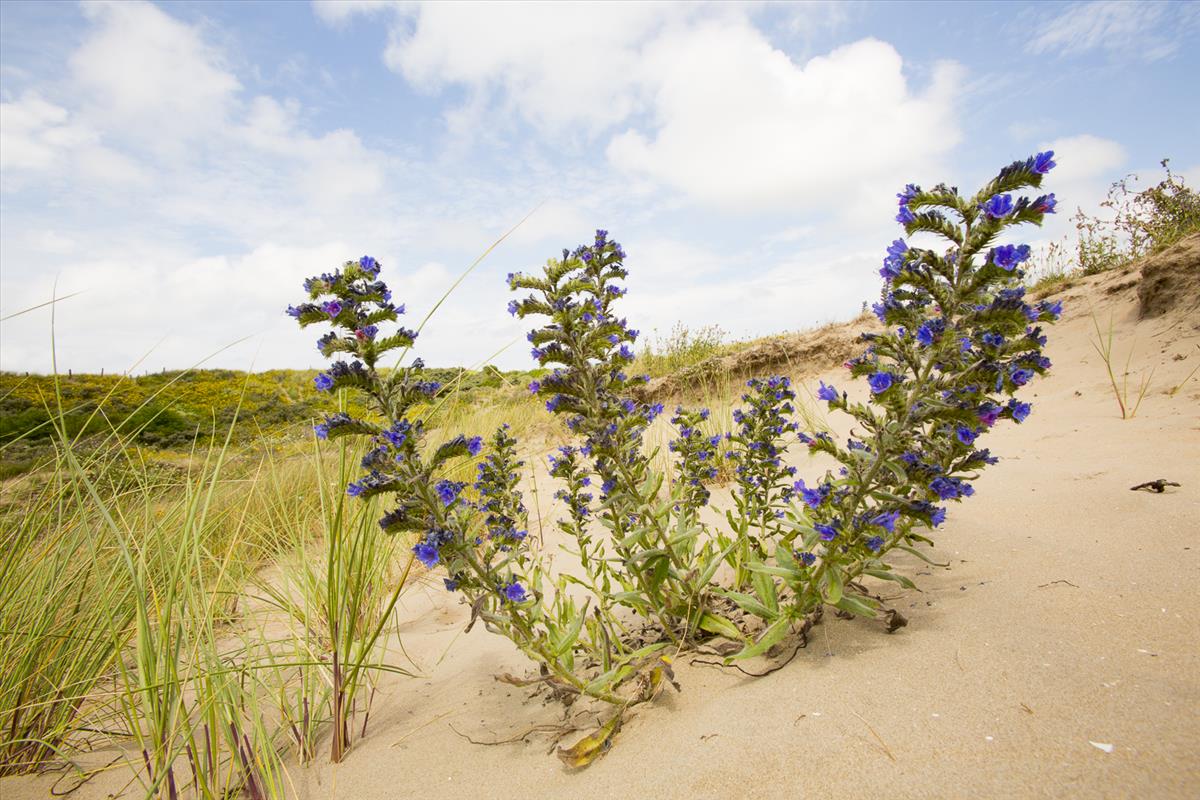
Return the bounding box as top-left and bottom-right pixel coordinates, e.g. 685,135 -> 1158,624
6,253 -> 1199,799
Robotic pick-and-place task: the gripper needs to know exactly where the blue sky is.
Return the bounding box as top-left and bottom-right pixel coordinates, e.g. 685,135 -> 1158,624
2,0 -> 1197,374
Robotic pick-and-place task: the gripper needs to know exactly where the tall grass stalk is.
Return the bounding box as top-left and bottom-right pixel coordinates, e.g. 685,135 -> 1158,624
1089,311 -> 1154,419
254,411 -> 417,763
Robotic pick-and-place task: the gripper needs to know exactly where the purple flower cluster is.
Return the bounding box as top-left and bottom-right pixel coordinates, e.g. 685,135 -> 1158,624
669,407 -> 721,510
474,424 -> 529,550
413,528 -> 455,568
896,183 -> 920,225
787,152 -> 1063,580
729,377 -> 801,539
880,238 -> 910,281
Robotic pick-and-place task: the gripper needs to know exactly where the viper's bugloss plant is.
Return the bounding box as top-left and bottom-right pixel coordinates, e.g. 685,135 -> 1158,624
719,152 -> 1064,655
290,255 -> 673,721
509,233 -> 741,646
723,376 -> 800,586
284,151 -> 1061,766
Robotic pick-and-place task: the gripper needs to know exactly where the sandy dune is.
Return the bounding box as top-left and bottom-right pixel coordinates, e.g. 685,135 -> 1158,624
6,241 -> 1199,799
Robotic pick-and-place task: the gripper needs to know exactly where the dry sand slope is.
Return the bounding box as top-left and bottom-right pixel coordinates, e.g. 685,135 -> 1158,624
8,238 -> 1199,800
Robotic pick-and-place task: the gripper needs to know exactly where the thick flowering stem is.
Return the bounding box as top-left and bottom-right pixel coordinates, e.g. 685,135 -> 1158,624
510,232 -> 704,642
750,153 -> 1063,650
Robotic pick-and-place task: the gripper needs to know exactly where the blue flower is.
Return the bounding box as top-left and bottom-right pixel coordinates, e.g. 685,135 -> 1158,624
977,403 -> 1002,427
930,507 -> 947,527
982,194 -> 1014,219
955,425 -> 978,445
929,476 -> 973,501
1033,150 -> 1056,174
1008,399 -> 1032,423
1033,193 -> 1057,214
797,551 -> 817,566
896,206 -> 916,225
314,373 -> 334,392
990,243 -> 1032,271
528,380 -> 541,394
286,305 -> 303,318
413,542 -> 440,568
795,479 -> 830,509
1010,368 -> 1034,387
467,436 -> 483,456
868,372 -> 895,394
507,300 -> 519,316
503,579 -> 527,603
866,536 -> 885,552
817,381 -> 839,402
981,331 -> 1005,347
815,520 -> 840,541
443,577 -> 459,591
869,510 -> 900,533
435,479 -> 462,507
323,300 -> 342,318
359,255 -> 379,274
916,323 -> 935,347
880,238 -> 909,280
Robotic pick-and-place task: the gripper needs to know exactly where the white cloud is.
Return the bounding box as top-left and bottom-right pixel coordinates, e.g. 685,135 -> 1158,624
0,91 -> 148,186
621,235 -> 880,345
607,32 -> 963,212
336,3 -> 963,214
310,0 -> 394,26
1027,1 -> 1193,62
1040,134 -> 1126,184
381,2 -> 689,133
72,0 -> 241,142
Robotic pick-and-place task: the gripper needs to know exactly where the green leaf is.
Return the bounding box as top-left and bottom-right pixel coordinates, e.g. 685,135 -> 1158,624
834,593 -> 879,618
745,563 -> 797,579
730,615 -> 791,661
616,529 -> 648,550
625,642 -> 670,660
826,568 -> 843,605
626,547 -> 668,566
608,591 -> 649,610
713,589 -> 775,621
896,544 -> 949,567
697,612 -> 742,641
666,527 -> 703,548
584,664 -> 633,696
751,570 -> 778,615
552,604 -> 589,657
774,543 -> 797,570
698,540 -> 738,587
862,568 -> 917,590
